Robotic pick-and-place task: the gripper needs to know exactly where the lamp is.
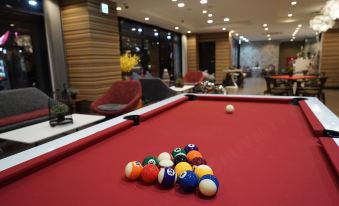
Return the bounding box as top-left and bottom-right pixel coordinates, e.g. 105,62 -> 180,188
309,15 -> 335,32
322,0 -> 339,20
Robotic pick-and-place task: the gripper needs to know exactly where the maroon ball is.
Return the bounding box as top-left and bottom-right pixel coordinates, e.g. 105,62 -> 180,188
190,157 -> 207,166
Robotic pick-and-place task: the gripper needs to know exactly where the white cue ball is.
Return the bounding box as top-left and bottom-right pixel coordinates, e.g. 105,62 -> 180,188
226,104 -> 234,113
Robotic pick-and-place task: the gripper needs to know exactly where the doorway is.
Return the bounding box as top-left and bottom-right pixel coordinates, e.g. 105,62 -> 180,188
199,41 -> 215,74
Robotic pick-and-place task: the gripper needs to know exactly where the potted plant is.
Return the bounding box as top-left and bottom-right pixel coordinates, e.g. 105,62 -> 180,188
67,88 -> 79,100
287,67 -> 294,77
175,78 -> 184,88
120,51 -> 140,80
50,103 -> 69,122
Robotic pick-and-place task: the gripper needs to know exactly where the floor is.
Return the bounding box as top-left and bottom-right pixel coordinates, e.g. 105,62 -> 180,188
227,77 -> 339,117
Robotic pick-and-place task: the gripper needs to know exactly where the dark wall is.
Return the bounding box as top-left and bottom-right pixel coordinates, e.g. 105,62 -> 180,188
279,41 -> 304,70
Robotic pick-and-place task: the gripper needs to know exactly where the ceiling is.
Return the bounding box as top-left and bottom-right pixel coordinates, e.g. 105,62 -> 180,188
115,0 -> 327,41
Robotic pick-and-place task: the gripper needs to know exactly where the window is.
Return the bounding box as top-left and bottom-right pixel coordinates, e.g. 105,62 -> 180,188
0,0 -> 51,94
119,18 -> 182,79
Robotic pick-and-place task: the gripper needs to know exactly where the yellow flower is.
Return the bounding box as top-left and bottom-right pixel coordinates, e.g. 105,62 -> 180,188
120,52 -> 140,72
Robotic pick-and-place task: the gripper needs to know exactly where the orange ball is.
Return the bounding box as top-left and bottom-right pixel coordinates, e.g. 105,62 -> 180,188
141,164 -> 159,183
186,150 -> 203,162
125,161 -> 143,180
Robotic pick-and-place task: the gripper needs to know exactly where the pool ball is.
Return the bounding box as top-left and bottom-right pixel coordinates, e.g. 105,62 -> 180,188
142,156 -> 159,167
174,154 -> 188,165
159,159 -> 174,168
226,104 -> 234,113
125,161 -> 143,180
194,164 -> 213,179
178,170 -> 199,192
141,164 -> 159,184
157,152 -> 172,162
190,157 -> 207,167
174,162 -> 193,176
186,150 -> 203,162
184,144 -> 199,153
172,147 -> 186,158
158,167 -> 177,187
199,174 -> 219,197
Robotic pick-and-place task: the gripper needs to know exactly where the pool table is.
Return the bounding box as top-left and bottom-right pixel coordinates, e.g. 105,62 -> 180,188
0,94 -> 338,206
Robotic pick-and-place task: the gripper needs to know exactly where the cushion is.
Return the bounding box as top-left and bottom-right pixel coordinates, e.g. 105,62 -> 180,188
131,72 -> 141,80
144,71 -> 154,79
97,104 -> 126,111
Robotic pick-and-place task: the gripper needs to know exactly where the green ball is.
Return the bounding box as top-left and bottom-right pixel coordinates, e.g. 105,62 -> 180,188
142,156 -> 159,166
172,148 -> 186,158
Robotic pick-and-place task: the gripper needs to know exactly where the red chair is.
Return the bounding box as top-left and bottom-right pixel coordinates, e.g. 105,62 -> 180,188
91,80 -> 142,117
183,71 -> 204,85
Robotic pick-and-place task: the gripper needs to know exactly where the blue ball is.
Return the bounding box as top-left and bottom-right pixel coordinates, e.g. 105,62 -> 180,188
199,174 -> 219,197
158,168 -> 177,187
178,170 -> 199,192
184,144 -> 199,153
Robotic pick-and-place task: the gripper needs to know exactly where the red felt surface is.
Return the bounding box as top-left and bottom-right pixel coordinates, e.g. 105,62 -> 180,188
271,75 -> 318,80
0,99 -> 338,206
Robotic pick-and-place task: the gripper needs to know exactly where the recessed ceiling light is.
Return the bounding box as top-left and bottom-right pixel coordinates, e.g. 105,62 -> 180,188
268,38 -> 272,41
207,19 -> 213,24
235,33 -> 239,36
224,17 -> 230,22
144,17 -> 150,21
208,14 -> 213,17
153,29 -> 157,32
187,30 -> 191,33
131,28 -> 136,31
298,24 -> 302,27
178,3 -> 185,7
5,4 -> 12,8
138,28 -> 142,32
290,39 -> 294,42
288,13 -> 293,17
116,6 -> 122,11
10,24 -> 15,27
265,28 -> 268,31
230,30 -> 234,33
172,0 -> 177,1
267,34 -> 271,37
263,24 -> 268,27
202,10 -> 207,14
222,27 -> 226,31
200,0 -> 208,4
28,0 -> 38,6
175,26 -> 179,30
291,1 -> 297,6
154,32 -> 159,36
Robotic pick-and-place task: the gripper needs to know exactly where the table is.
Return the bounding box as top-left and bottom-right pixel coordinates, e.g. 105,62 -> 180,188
0,114 -> 105,144
271,75 -> 318,95
0,94 -> 338,206
170,85 -> 194,93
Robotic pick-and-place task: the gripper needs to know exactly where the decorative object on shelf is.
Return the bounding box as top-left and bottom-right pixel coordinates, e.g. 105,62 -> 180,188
309,15 -> 335,33
120,51 -> 140,80
48,99 -> 73,127
287,67 -> 294,77
175,78 -> 184,88
322,0 -> 339,20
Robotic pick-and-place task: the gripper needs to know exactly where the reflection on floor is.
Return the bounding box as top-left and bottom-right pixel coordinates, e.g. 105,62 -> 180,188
226,77 -> 339,117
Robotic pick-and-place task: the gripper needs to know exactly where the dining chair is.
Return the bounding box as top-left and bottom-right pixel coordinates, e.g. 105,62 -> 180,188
296,76 -> 328,103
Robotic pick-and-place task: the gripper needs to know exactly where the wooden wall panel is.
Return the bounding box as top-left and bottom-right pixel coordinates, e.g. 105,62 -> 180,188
187,35 -> 198,71
186,32 -> 230,83
321,29 -> 339,88
60,0 -> 121,101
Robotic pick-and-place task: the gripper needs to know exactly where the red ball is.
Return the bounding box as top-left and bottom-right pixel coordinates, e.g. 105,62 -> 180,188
141,164 -> 159,183
190,157 -> 207,166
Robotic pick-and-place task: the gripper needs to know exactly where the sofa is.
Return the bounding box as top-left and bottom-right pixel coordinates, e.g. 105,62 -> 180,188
0,87 -> 51,133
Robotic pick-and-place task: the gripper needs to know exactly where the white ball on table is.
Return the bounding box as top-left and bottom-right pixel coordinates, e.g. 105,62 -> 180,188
226,104 -> 234,113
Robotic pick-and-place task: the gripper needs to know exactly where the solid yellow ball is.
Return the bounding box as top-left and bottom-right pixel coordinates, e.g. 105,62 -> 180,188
174,162 -> 193,176
194,164 -> 213,179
